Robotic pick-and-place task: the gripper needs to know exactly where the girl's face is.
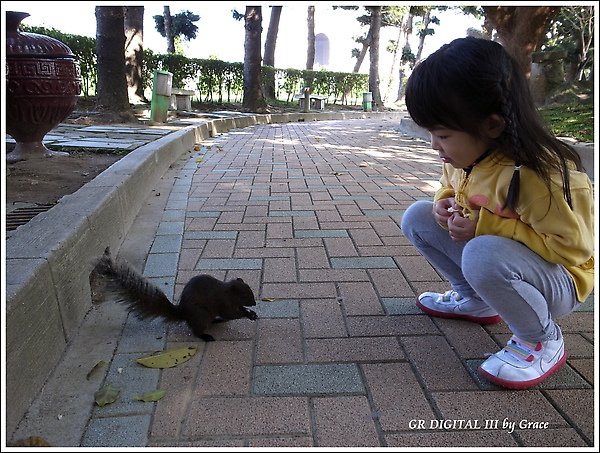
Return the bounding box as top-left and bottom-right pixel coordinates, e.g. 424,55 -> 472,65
428,127 -> 490,169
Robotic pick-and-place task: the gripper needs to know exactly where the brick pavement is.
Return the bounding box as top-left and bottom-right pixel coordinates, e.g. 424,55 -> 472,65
9,117 -> 596,448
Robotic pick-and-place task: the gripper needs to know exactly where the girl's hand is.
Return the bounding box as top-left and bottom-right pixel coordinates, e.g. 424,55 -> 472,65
433,198 -> 454,227
448,209 -> 478,241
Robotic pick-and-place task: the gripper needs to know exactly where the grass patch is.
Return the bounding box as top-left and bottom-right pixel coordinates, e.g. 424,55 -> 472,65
539,101 -> 594,143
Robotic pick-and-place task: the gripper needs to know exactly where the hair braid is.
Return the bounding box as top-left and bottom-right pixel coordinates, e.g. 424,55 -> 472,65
499,57 -> 524,211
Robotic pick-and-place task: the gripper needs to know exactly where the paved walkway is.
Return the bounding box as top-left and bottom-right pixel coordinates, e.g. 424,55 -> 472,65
8,116 -> 596,448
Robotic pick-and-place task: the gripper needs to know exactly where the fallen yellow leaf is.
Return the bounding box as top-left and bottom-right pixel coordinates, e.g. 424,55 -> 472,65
136,346 -> 197,369
94,384 -> 120,406
261,297 -> 276,302
86,360 -> 107,380
134,389 -> 167,402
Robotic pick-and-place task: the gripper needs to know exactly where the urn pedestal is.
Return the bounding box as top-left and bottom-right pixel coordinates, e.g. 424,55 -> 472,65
6,11 -> 82,163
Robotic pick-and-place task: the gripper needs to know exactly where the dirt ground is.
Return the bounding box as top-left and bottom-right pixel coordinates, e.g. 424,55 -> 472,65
5,100 -> 137,209
6,150 -> 122,207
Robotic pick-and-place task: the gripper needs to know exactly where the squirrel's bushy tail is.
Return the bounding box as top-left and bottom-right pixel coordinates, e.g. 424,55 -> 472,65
94,248 -> 183,322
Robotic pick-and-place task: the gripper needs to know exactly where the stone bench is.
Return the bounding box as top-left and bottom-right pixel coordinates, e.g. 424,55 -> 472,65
295,94 -> 327,111
170,88 -> 195,111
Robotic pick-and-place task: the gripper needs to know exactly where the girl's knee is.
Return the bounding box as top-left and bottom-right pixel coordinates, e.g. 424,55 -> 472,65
462,235 -> 508,282
400,200 -> 433,234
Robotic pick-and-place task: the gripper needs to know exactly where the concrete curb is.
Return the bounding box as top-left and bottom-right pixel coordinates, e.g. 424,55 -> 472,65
5,109 -> 408,436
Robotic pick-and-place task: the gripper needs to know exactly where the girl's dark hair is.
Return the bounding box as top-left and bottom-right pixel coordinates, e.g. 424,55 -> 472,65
405,36 -> 582,211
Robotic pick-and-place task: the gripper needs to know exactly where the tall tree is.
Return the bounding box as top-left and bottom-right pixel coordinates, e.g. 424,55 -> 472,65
482,6 -> 560,78
306,6 -> 315,70
154,9 -> 200,55
95,6 -> 133,119
124,6 -> 147,103
396,10 -> 415,101
263,6 -> 282,99
352,28 -> 372,73
367,6 -> 383,107
382,6 -> 409,103
163,6 -> 175,53
242,6 -> 267,112
543,6 -> 595,82
264,6 -> 282,67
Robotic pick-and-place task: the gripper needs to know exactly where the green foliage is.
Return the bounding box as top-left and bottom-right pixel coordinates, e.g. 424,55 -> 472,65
542,6 -> 594,81
17,26 -> 369,106
232,9 -> 245,21
153,10 -> 200,41
279,68 -> 303,102
381,6 -> 408,27
401,45 -> 416,66
156,53 -> 196,89
539,102 -> 593,143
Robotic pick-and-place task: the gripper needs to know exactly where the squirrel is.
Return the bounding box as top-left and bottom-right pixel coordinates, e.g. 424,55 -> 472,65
93,247 -> 258,341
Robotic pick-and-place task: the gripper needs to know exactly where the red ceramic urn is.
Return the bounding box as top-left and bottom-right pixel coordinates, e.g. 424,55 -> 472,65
6,11 -> 82,163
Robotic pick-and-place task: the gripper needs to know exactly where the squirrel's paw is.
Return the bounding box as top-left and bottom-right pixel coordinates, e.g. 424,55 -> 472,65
245,309 -> 258,320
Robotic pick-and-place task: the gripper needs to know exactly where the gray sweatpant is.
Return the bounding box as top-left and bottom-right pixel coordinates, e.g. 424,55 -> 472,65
400,200 -> 579,342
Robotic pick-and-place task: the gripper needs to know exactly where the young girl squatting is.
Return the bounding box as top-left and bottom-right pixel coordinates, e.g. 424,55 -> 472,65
400,37 -> 594,389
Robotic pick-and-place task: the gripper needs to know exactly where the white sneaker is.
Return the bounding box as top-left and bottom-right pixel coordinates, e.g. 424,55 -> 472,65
417,290 -> 501,324
478,326 -> 566,389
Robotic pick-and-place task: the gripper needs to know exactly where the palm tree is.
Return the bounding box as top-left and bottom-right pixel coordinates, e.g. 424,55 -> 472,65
306,6 -> 315,70
163,6 -> 175,53
95,6 -> 133,118
242,6 -> 268,112
367,6 -> 383,108
263,6 -> 282,99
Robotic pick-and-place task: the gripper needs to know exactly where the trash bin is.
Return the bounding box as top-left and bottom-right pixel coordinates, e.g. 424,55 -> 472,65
362,92 -> 373,112
150,70 -> 173,123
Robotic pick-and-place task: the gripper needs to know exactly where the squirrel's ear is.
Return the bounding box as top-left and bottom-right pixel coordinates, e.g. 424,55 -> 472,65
236,278 -> 244,283
104,246 -> 111,256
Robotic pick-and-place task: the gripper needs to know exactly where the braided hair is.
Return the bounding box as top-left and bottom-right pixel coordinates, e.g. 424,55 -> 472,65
405,37 -> 582,211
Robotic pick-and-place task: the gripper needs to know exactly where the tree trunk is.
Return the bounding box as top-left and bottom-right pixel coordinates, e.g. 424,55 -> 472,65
163,6 -> 175,54
263,6 -> 282,67
95,6 -> 131,115
384,19 -> 404,104
124,6 -> 147,103
352,28 -> 371,73
414,9 -> 431,63
396,11 -> 414,101
482,6 -> 560,78
306,6 -> 315,70
368,6 -> 383,107
263,6 -> 282,99
242,6 -> 267,112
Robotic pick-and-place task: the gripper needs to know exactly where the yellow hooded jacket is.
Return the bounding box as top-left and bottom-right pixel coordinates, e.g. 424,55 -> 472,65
434,153 -> 594,302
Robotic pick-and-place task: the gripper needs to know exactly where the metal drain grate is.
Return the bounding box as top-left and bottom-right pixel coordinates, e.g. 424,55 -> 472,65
6,204 -> 56,231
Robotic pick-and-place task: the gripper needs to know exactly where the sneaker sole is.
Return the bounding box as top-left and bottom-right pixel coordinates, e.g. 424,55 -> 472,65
477,350 -> 567,390
416,299 -> 502,325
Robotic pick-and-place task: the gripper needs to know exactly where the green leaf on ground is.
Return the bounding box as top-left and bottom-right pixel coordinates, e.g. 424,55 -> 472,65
134,389 -> 167,402
136,346 -> 197,369
94,384 -> 120,406
86,360 -> 107,380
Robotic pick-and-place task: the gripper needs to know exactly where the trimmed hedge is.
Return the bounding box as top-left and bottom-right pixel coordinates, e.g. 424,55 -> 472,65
22,25 -> 368,105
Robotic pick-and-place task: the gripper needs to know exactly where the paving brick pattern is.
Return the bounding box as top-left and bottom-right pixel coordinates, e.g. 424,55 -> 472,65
10,118 -> 595,448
